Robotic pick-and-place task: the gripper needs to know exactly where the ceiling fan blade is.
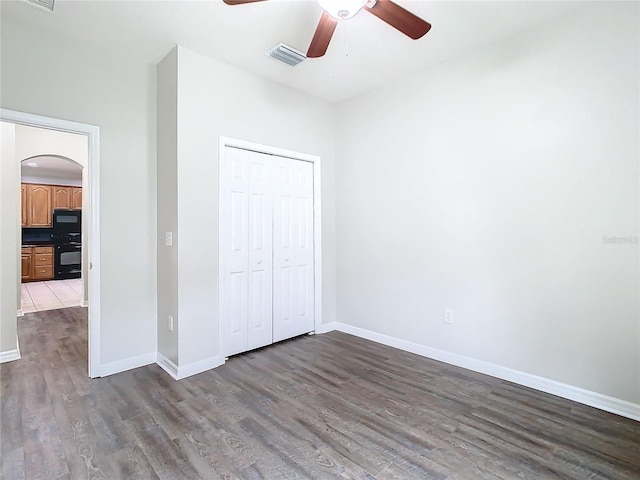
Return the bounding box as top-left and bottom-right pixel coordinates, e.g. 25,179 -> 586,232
222,0 -> 268,5
307,11 -> 338,58
365,0 -> 431,40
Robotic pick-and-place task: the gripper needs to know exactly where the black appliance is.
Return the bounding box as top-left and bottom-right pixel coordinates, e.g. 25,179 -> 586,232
52,210 -> 82,280
22,227 -> 54,245
55,241 -> 82,280
22,211 -> 82,280
53,209 -> 81,234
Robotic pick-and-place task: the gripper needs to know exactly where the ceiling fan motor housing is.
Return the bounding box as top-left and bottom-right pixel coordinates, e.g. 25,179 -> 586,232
318,0 -> 369,20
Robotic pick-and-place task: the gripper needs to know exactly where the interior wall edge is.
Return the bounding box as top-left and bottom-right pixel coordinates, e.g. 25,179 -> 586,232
156,352 -> 179,379
156,351 -> 223,381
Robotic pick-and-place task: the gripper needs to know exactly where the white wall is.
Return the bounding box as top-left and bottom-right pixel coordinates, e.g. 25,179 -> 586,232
335,3 -> 639,404
1,16 -> 157,367
0,122 -> 18,354
15,124 -> 88,164
156,46 -> 337,370
156,48 -> 179,364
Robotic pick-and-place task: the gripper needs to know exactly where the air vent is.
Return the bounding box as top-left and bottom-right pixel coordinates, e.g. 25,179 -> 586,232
25,0 -> 55,11
266,43 -> 306,67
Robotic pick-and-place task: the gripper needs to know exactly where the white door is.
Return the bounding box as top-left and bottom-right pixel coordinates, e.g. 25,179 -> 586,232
272,157 -> 315,342
247,152 -> 273,351
220,148 -> 273,357
220,147 -> 250,357
220,147 -> 314,357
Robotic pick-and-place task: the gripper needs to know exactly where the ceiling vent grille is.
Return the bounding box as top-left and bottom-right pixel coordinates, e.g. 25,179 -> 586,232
25,0 -> 55,11
266,43 -> 306,67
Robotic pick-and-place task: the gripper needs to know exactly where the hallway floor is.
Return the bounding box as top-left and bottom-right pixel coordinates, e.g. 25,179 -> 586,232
20,279 -> 82,313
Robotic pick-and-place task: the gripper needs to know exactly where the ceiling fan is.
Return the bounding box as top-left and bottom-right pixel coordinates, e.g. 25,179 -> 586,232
222,0 -> 431,58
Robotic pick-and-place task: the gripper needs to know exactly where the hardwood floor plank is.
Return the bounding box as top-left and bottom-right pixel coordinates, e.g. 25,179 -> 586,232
452,422 -> 569,479
101,375 -> 147,422
123,413 -> 200,480
106,445 -> 161,480
292,415 -> 392,476
376,460 -> 444,480
2,308 -> 639,480
236,416 -> 331,479
0,371 -> 24,457
83,390 -> 137,456
46,389 -> 115,480
21,407 -> 70,480
172,431 -> 237,480
305,446 -> 378,479
1,447 -> 25,480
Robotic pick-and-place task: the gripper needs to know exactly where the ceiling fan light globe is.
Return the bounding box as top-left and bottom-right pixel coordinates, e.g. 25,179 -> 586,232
318,0 -> 368,20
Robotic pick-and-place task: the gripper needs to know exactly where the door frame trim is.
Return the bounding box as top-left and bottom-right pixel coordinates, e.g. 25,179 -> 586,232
1,108 -> 102,378
218,136 -> 322,358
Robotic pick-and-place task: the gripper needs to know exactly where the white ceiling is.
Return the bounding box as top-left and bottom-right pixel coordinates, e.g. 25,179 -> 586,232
21,155 -> 83,180
4,0 -> 580,102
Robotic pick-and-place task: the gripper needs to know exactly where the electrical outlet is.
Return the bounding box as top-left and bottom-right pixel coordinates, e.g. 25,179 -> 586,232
168,315 -> 174,332
444,308 -> 454,324
165,232 -> 173,247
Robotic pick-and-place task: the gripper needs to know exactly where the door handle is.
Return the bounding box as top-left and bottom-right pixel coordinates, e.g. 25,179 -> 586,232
257,260 -> 262,264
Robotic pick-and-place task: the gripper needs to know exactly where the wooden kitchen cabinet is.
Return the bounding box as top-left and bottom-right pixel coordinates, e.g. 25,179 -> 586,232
21,246 -> 54,282
71,187 -> 82,209
21,184 -> 28,227
22,183 -> 82,227
24,184 -> 52,227
21,248 -> 32,282
53,186 -> 73,209
32,246 -> 54,280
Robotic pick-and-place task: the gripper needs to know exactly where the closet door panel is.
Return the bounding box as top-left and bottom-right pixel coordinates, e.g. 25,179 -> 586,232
273,157 -> 314,342
273,162 -> 295,340
228,271 -> 248,335
221,148 -> 250,357
295,191 -> 314,327
247,155 -> 273,350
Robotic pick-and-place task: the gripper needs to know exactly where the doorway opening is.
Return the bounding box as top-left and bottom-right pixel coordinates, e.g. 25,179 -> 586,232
0,109 -> 101,378
21,154 -> 85,313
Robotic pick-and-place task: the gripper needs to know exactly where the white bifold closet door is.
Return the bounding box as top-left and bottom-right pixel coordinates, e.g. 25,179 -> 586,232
272,153 -> 315,342
220,147 -> 314,358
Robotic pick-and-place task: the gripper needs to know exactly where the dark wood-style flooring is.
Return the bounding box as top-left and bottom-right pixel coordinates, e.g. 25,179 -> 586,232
1,307 -> 639,479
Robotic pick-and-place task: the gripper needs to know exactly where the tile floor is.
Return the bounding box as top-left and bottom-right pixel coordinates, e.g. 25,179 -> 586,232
21,279 -> 83,313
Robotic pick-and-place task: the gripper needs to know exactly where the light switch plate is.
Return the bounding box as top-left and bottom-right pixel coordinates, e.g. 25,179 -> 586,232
444,308 -> 454,324
165,232 -> 173,247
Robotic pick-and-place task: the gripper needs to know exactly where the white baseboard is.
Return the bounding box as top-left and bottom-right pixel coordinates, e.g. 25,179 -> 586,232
322,322 -> 640,422
0,349 -> 21,363
156,352 -> 179,379
157,352 -> 222,380
17,309 -> 24,318
316,321 -> 338,334
0,337 -> 21,364
81,300 -> 88,308
99,352 -> 156,377
177,355 -> 223,379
